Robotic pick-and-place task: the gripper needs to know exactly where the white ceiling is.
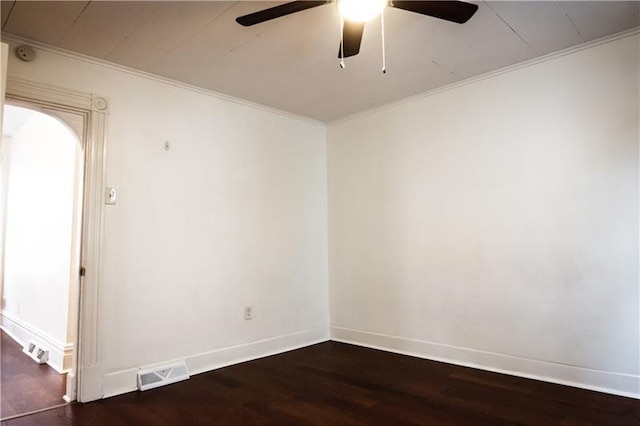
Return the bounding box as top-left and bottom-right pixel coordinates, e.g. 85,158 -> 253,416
1,1 -> 638,122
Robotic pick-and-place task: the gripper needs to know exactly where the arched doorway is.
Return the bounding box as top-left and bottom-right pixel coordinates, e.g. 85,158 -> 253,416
0,103 -> 83,418
2,76 -> 109,406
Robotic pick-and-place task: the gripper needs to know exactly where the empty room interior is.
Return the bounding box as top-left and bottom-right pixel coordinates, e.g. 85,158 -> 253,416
0,0 -> 639,424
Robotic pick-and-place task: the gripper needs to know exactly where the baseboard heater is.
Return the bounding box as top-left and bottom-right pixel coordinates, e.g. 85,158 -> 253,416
23,341 -> 49,364
137,361 -> 190,391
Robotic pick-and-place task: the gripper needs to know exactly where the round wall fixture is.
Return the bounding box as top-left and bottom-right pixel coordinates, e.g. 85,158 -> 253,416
16,45 -> 36,61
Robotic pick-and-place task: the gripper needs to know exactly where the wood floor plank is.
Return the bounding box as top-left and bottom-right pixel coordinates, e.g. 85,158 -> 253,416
2,341 -> 639,425
0,331 -> 66,419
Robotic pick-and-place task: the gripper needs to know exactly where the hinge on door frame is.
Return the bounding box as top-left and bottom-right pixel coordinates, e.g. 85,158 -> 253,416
80,266 -> 86,277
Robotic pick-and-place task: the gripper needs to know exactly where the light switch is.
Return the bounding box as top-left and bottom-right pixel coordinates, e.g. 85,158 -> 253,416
105,187 -> 117,205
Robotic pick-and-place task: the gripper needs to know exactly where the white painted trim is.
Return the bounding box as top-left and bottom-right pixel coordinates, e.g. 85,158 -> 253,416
76,87 -> 108,404
330,326 -> 640,399
330,27 -> 640,125
1,310 -> 73,373
0,33 -> 325,129
5,77 -> 94,112
64,372 -> 77,403
5,78 -> 108,403
102,327 -> 329,399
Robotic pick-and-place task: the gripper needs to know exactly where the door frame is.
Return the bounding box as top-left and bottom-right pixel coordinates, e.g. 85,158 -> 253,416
4,76 -> 108,402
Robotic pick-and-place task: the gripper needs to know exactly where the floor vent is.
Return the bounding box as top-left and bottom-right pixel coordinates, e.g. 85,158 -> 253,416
23,341 -> 49,364
137,361 -> 190,391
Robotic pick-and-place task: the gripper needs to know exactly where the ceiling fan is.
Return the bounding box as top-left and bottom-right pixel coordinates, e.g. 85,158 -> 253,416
236,1 -> 479,59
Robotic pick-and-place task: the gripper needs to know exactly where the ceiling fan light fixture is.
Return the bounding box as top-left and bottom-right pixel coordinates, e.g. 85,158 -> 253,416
338,0 -> 387,22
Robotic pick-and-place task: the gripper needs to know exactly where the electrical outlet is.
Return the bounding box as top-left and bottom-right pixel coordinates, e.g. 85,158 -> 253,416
244,306 -> 253,321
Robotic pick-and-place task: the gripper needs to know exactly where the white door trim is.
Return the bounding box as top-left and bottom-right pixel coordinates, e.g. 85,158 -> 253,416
5,76 -> 108,402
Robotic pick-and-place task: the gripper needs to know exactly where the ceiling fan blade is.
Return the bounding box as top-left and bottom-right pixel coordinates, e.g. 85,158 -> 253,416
236,1 -> 331,27
338,20 -> 365,58
391,1 -> 478,24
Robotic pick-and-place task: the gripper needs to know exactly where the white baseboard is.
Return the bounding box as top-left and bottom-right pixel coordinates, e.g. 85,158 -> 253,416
63,372 -> 77,402
330,326 -> 640,399
1,310 -> 73,374
102,326 -> 330,399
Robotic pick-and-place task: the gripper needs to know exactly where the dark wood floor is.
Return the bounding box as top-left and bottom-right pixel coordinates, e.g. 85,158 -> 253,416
1,331 -> 66,419
2,341 -> 639,425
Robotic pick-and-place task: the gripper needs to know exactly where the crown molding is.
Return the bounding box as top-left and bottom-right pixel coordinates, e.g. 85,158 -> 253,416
0,33 -> 325,129
329,26 -> 640,125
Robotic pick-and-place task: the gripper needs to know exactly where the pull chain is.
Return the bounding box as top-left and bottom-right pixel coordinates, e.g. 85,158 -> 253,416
381,9 -> 386,74
339,17 -> 345,69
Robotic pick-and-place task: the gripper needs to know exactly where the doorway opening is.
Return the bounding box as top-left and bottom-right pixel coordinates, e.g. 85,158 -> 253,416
0,103 -> 84,419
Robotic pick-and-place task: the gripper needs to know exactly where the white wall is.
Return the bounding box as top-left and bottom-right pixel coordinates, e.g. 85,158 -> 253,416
5,40 -> 329,397
1,110 -> 78,372
328,34 -> 640,397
